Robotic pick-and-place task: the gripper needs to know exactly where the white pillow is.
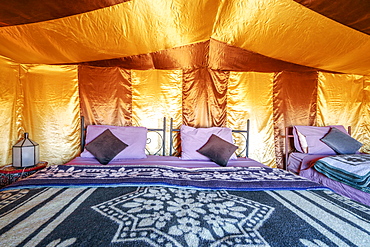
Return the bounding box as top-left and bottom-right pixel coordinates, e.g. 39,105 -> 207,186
180,125 -> 237,160
81,125 -> 147,159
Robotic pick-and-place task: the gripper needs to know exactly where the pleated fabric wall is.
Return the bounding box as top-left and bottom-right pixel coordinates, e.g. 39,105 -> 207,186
0,56 -> 80,166
317,73 -> 370,154
1,59 -> 370,167
0,57 -> 20,165
20,65 -> 80,165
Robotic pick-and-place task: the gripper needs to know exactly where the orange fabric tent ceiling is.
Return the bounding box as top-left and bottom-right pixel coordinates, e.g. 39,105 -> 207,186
1,0 -> 369,35
0,0 -> 369,75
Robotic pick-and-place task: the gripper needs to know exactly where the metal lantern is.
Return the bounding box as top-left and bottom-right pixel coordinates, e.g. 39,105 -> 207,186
12,132 -> 39,168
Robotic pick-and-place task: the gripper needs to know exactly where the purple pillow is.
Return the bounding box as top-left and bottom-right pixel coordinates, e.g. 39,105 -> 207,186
85,129 -> 128,164
197,134 -> 238,166
81,125 -> 147,159
293,125 -> 348,154
180,125 -> 237,160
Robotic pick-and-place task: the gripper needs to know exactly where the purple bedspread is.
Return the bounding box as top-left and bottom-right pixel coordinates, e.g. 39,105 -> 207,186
2,164 -> 326,191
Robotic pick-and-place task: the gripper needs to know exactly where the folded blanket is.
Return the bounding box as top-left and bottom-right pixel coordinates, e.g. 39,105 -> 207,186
314,154 -> 370,192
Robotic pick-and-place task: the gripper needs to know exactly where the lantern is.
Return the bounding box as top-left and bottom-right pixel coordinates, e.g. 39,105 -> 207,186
12,133 -> 39,168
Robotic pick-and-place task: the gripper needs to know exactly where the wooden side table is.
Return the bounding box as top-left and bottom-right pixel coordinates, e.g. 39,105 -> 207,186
0,161 -> 48,188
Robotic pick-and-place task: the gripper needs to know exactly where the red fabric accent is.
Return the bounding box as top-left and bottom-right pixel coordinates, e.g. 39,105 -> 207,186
301,157 -> 325,171
0,163 -> 47,174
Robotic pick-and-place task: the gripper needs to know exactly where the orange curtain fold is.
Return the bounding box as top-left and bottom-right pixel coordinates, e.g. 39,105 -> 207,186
78,65 -> 132,126
131,69 -> 183,155
0,57 -> 21,165
228,72 -> 276,167
21,64 -> 80,165
272,71 -> 318,167
182,68 -> 211,127
131,69 -> 183,128
208,69 -> 229,127
182,68 -> 229,128
316,73 -> 370,152
273,71 -> 318,126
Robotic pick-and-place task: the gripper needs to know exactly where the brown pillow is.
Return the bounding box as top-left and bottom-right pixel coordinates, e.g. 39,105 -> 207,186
197,134 -> 238,167
85,129 -> 128,164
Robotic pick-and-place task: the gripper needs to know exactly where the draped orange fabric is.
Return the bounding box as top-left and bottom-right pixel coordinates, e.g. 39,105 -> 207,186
0,57 -> 20,165
317,73 -> 370,152
273,71 -> 318,166
0,0 -> 369,74
2,60 -> 370,168
0,0 -> 369,168
0,59 -> 81,166
182,68 -> 228,128
228,72 -> 275,167
79,66 -> 132,126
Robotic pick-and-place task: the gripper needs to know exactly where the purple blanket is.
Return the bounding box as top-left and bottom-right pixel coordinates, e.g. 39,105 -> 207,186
1,164 -> 369,247
2,164 -> 326,191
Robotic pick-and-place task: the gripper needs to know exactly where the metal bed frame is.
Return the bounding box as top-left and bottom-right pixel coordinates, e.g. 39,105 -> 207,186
80,116 -> 250,157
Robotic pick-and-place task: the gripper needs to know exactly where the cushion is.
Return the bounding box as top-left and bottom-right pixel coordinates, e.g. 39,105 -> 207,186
85,129 -> 128,164
81,125 -> 147,159
320,127 -> 362,154
293,125 -> 348,154
197,134 -> 238,166
180,125 -> 238,160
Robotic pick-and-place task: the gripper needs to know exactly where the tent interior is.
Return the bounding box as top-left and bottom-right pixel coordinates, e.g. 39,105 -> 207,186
0,0 -> 369,168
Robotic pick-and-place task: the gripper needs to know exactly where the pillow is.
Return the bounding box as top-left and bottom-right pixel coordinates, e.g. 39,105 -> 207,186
293,125 -> 348,154
197,134 -> 238,166
81,125 -> 147,159
320,127 -> 362,154
85,129 -> 128,164
180,125 -> 237,160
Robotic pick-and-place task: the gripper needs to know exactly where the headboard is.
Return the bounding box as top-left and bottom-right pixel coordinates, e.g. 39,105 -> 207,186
169,118 -> 250,157
284,125 -> 352,169
80,116 -> 250,157
80,116 -> 167,156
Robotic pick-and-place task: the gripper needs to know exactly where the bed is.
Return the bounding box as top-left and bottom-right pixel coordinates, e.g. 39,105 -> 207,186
285,125 -> 370,206
1,120 -> 370,247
